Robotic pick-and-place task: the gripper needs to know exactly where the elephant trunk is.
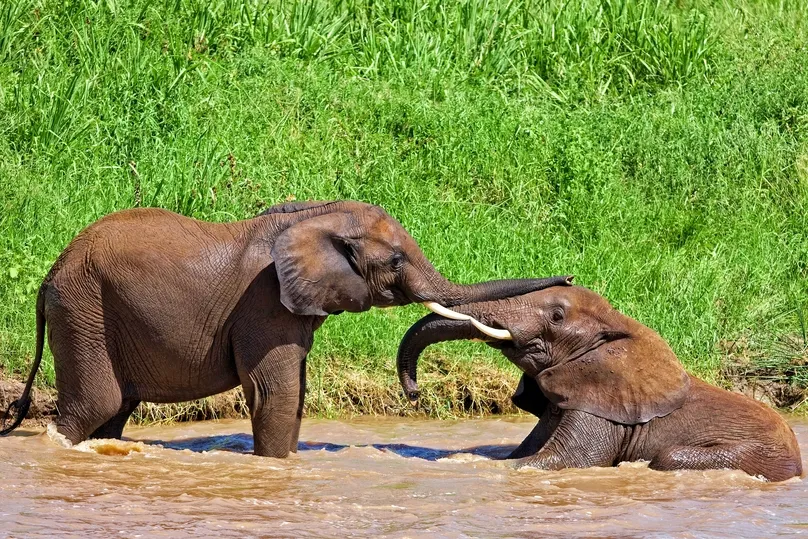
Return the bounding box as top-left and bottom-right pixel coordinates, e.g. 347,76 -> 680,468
396,313 -> 485,403
440,275 -> 572,307
404,252 -> 571,307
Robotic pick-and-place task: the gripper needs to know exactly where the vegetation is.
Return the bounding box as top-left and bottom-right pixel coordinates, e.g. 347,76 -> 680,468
1,0 -> 806,419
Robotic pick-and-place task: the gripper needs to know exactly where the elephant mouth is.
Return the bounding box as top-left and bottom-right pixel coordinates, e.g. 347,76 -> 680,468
486,339 -> 515,351
374,286 -> 409,307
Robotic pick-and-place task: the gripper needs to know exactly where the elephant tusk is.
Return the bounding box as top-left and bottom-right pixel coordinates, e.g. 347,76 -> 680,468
470,318 -> 513,340
422,302 -> 473,321
423,302 -> 513,340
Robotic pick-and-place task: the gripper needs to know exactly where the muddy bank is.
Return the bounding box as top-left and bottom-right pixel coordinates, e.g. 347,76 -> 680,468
0,377 -> 58,428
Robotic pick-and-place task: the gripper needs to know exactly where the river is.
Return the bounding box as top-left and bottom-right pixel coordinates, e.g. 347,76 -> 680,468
1,416 -> 806,537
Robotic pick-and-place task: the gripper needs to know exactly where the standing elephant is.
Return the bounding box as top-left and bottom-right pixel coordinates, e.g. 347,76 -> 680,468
0,200 -> 569,457
397,285 -> 803,481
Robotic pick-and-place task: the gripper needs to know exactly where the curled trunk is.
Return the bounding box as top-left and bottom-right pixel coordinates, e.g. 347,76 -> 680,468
396,314 -> 485,402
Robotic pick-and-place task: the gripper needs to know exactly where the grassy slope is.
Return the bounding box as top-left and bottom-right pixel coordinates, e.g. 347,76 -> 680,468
0,0 -> 806,417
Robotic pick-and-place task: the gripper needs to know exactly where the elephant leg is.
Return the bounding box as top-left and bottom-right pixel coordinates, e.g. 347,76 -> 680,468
648,443 -> 799,481
55,371 -> 122,445
237,344 -> 306,458
515,409 -> 623,470
650,444 -> 741,473
49,307 -> 123,445
507,405 -> 563,459
89,400 -> 141,439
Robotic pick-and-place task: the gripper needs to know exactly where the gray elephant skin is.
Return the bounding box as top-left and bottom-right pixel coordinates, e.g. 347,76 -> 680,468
397,285 -> 803,482
0,200 -> 569,457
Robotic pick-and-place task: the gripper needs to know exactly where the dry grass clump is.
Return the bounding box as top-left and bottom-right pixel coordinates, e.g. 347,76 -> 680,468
130,390 -> 250,424
307,351 -> 522,419
720,334 -> 808,411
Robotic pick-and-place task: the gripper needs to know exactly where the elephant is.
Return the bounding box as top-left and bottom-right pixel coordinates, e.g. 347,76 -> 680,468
396,285 -> 803,481
0,200 -> 571,457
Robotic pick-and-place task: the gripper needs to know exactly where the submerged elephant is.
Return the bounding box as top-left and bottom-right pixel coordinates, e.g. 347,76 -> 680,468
0,200 -> 570,457
397,285 -> 803,481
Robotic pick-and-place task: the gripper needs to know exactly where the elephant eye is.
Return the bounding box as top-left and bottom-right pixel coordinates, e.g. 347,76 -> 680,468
390,253 -> 405,270
550,309 -> 564,323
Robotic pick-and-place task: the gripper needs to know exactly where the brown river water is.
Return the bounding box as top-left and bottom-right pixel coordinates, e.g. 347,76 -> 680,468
1,416 -> 806,538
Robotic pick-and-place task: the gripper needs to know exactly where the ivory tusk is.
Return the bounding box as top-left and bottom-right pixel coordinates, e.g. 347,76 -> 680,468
470,318 -> 513,340
423,302 -> 473,321
422,302 -> 513,340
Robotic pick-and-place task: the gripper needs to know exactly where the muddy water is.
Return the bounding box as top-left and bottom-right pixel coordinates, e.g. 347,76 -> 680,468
1,417 -> 806,538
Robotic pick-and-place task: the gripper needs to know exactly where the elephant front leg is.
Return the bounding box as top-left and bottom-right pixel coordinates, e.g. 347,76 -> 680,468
507,404 -> 563,459
515,409 -> 623,470
288,355 -> 307,454
237,345 -> 307,458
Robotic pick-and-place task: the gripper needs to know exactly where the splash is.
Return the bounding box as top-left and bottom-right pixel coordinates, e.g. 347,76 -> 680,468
46,422 -> 73,448
75,439 -> 146,456
46,422 -> 145,455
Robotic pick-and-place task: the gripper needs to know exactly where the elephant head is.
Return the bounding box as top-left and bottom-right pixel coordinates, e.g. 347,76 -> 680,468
396,285 -> 690,424
265,201 -> 572,316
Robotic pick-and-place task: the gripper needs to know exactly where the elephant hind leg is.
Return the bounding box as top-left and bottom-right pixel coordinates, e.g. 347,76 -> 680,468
49,310 -> 123,445
89,400 -> 141,440
649,444 -> 800,482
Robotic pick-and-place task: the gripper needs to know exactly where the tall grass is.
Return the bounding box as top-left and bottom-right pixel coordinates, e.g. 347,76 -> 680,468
1,0 -> 807,416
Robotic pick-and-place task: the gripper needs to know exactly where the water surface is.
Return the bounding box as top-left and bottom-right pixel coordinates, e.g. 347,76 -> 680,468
1,416 -> 806,537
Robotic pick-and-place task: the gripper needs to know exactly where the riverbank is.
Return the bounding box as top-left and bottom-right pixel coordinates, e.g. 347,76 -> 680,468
3,343 -> 805,429
0,350 -> 530,427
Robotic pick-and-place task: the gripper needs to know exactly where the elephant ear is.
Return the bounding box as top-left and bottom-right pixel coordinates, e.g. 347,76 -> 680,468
271,212 -> 372,316
537,333 -> 690,424
511,373 -> 549,418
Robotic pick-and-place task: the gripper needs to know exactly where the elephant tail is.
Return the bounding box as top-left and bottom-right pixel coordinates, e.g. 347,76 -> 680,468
1,281 -> 47,436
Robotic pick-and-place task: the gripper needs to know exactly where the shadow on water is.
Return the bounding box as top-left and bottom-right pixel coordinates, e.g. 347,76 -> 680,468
139,434 -> 517,460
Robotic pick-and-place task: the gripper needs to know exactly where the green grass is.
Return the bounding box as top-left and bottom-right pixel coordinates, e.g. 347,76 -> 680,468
1,0 -> 807,417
